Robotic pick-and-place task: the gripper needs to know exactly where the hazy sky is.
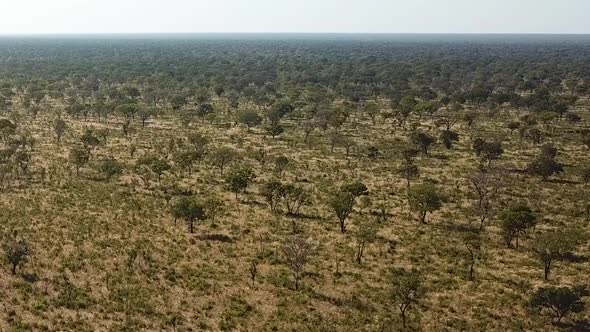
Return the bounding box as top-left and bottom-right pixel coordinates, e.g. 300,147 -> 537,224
0,0 -> 588,34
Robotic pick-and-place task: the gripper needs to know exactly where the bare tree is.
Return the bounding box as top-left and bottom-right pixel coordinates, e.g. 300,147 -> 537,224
281,235 -> 317,290
469,170 -> 501,230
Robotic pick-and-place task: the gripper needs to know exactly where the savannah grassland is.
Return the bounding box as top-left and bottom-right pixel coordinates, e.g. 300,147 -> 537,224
0,36 -> 589,331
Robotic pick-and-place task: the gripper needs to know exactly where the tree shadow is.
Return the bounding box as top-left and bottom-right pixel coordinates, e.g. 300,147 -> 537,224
198,233 -> 233,243
547,178 -> 581,185
556,319 -> 590,331
561,252 -> 589,263
22,272 -> 39,283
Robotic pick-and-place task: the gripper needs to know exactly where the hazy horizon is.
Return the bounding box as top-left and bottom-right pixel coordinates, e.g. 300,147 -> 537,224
0,0 -> 588,35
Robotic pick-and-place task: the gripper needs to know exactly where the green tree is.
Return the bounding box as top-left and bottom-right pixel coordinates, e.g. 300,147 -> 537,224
265,122 -> 284,138
530,286 -> 586,324
171,197 -> 206,233
210,147 -> 238,175
531,230 -> 582,280
100,156 -> 123,181
203,196 -> 225,224
136,155 -> 171,184
5,240 -> 31,275
260,180 -> 285,213
238,111 -> 262,131
410,131 -> 435,155
527,157 -> 564,181
391,269 -> 426,329
225,166 -> 256,200
500,204 -> 537,248
174,150 -> 198,176
480,141 -> 504,166
439,130 -> 459,149
328,191 -> 356,233
282,184 -> 311,216
69,146 -> 90,176
355,220 -> 378,264
409,183 -> 444,224
53,118 -> 67,143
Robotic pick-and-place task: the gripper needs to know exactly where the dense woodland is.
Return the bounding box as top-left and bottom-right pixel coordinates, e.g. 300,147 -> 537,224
0,34 -> 589,331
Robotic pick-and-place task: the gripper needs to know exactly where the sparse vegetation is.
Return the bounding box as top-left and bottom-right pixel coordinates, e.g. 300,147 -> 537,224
0,35 -> 588,331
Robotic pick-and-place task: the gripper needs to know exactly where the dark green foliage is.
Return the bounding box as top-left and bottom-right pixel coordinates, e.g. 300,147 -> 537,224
531,230 -> 584,280
440,130 -> 459,149
238,111 -> 262,130
530,286 -> 586,323
172,197 -> 206,233
391,269 -> 426,328
225,166 -> 256,199
340,181 -> 369,198
260,180 -> 285,212
5,240 -> 31,275
328,191 -> 356,233
479,141 -> 504,166
527,157 -> 564,181
265,122 -> 284,138
69,146 -> 90,176
53,118 -> 67,143
210,147 -> 238,175
410,130 -> 435,155
99,156 -> 123,181
409,183 -> 443,224
136,155 -> 171,183
500,204 -> 537,248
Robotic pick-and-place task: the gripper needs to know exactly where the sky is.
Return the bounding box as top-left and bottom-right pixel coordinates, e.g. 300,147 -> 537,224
0,0 -> 588,34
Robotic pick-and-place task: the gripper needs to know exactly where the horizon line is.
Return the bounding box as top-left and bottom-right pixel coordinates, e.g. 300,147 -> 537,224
1,32 -> 590,36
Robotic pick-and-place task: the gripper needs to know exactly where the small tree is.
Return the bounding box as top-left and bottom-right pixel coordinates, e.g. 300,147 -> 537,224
225,166 -> 256,200
391,269 -> 426,329
53,118 -> 67,143
472,137 -> 485,156
174,150 -> 198,176
340,181 -> 369,198
265,123 -> 284,138
281,235 -> 316,290
409,183 -> 443,224
5,240 -> 31,275
530,286 -> 586,324
410,131 -> 435,155
398,161 -> 419,192
283,184 -> 311,216
507,121 -> 521,135
136,155 -> 171,184
463,232 -> 482,280
100,156 -> 123,181
328,191 -> 356,233
260,180 -> 285,213
80,129 -> 100,151
439,130 -> 459,149
210,147 -> 238,175
203,196 -> 225,223
171,197 -> 206,233
69,146 -> 90,176
469,171 -> 500,230
238,111 -> 262,131
355,221 -> 378,264
249,258 -> 258,286
500,204 -> 537,248
527,157 -> 564,181
137,107 -> 156,127
274,156 -> 290,176
480,141 -> 504,166
531,230 -> 581,280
